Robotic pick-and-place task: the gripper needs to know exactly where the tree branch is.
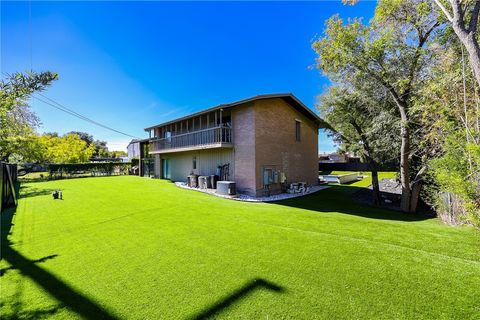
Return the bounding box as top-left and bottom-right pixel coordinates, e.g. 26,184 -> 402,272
450,0 -> 466,31
403,22 -> 439,102
468,0 -> 480,33
433,0 -> 453,22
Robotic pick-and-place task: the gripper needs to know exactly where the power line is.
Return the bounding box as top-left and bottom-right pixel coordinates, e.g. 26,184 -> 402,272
34,93 -> 141,139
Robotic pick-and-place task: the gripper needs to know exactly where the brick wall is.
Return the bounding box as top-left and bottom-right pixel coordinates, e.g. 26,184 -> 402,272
253,98 -> 319,196
231,103 -> 257,195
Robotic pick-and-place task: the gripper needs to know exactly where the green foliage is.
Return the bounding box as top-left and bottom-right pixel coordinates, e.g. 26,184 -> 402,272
33,133 -> 95,164
110,150 -> 127,158
47,162 -> 131,179
18,132 -> 128,164
67,131 -> 94,145
64,131 -> 126,159
130,157 -> 139,167
430,132 -> 480,226
0,71 -> 58,113
411,33 -> 480,227
314,0 -> 445,212
312,2 -> 439,96
318,80 -> 399,167
0,71 -> 58,161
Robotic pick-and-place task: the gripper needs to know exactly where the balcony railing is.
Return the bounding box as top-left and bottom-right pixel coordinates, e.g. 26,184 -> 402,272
150,126 -> 232,153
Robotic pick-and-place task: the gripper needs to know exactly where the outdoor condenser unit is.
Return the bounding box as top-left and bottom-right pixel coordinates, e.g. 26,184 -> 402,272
198,176 -> 212,189
216,181 -> 236,195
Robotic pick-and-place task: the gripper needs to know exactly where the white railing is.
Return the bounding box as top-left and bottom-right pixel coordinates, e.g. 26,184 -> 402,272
150,126 -> 232,152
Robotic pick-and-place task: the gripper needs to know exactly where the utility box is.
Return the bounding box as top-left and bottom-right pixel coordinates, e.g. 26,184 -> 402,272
216,181 -> 236,195
198,176 -> 211,189
210,175 -> 219,189
187,174 -> 198,188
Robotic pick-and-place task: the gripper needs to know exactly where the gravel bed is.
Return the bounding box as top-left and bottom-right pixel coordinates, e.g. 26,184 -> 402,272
352,178 -> 435,215
352,178 -> 402,209
175,182 -> 329,202
367,178 -> 402,194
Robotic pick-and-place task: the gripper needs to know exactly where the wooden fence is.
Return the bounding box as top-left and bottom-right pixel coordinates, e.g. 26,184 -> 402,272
1,163 -> 17,212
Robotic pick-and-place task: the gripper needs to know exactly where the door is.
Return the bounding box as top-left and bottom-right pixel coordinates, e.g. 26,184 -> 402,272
162,159 -> 171,179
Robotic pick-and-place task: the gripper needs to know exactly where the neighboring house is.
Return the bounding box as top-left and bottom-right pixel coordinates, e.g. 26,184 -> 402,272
127,138 -> 153,176
127,139 -> 141,159
144,93 -> 323,196
318,152 -> 360,163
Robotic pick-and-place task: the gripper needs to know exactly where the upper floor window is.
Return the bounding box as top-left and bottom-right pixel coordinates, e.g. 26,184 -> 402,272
295,120 -> 301,141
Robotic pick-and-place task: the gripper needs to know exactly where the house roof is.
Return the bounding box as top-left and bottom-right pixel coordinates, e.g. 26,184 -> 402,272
127,138 -> 150,145
144,93 -> 327,131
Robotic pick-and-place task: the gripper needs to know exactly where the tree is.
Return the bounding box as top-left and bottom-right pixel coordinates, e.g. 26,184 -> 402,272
38,133 -> 95,163
0,71 -> 58,161
0,104 -> 41,162
67,131 -> 94,146
319,86 -> 399,206
313,0 -> 441,212
345,0 -> 480,91
413,35 -> 480,226
111,150 -> 127,158
92,140 -> 109,158
66,132 -> 124,158
433,0 -> 480,86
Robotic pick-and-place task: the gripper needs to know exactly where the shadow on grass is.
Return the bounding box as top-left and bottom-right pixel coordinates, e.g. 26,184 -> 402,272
190,278 -> 285,320
0,288 -> 65,320
1,184 -> 120,320
17,185 -> 57,199
273,185 -> 431,222
0,254 -> 58,276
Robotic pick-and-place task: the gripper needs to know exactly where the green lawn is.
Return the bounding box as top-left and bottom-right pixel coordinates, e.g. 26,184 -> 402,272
1,175 -> 479,319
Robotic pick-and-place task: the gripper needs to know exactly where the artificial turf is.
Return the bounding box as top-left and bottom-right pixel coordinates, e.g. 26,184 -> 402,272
1,175 -> 479,319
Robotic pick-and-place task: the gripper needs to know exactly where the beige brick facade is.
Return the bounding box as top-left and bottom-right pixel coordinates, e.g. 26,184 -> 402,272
227,98 -> 319,196
231,103 -> 257,195
147,94 -> 320,196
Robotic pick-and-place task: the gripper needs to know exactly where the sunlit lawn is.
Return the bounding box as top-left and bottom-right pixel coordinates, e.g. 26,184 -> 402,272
1,174 -> 479,319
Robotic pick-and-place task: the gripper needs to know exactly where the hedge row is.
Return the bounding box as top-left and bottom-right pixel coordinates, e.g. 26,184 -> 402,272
48,162 -> 132,179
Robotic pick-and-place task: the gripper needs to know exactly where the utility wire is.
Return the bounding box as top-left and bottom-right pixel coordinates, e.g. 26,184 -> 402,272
34,93 -> 141,139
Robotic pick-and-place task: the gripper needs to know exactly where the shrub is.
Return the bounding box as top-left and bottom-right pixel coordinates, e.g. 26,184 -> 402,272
47,162 -> 131,180
130,157 -> 139,167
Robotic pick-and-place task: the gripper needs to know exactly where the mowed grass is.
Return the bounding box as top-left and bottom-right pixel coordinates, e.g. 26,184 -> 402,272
1,175 -> 479,319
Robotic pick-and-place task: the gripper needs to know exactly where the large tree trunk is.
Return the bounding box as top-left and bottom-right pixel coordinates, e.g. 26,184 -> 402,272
453,22 -> 480,89
409,165 -> 427,213
371,169 -> 382,206
398,104 -> 412,212
461,33 -> 480,88
436,0 -> 480,87
349,119 -> 383,206
410,180 -> 422,213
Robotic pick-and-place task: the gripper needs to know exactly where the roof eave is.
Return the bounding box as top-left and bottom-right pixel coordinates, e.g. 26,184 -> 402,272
143,93 -> 323,131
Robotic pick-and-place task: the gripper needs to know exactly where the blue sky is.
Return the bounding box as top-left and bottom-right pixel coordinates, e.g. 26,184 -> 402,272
2,1 -> 375,152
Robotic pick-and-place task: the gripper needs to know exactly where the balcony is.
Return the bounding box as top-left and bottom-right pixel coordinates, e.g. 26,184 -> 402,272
149,126 -> 233,154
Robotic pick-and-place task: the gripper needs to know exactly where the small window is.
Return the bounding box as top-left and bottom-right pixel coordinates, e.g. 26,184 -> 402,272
295,120 -> 301,141
192,156 -> 197,170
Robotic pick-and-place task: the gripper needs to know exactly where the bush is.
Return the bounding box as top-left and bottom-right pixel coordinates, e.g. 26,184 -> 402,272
430,134 -> 480,228
48,162 -> 131,180
130,157 -> 139,167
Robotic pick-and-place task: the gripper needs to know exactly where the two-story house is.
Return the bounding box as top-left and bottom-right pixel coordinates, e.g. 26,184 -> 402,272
144,93 -> 322,196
